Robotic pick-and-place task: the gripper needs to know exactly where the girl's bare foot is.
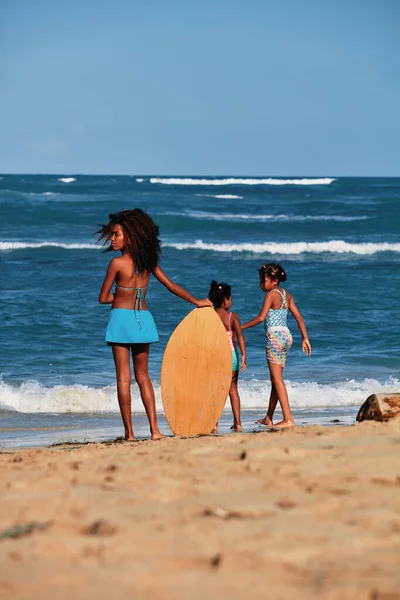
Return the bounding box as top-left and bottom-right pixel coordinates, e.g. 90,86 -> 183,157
211,426 -> 218,434
272,420 -> 296,429
151,431 -> 166,441
125,436 -> 135,441
257,417 -> 273,427
230,424 -> 243,432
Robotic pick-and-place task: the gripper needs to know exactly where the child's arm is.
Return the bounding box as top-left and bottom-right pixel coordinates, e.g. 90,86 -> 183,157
152,265 -> 213,308
287,293 -> 311,356
233,313 -> 247,371
99,258 -> 119,304
241,293 -> 273,330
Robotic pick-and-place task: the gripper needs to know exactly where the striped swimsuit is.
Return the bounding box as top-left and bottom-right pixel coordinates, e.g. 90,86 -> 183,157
264,289 -> 293,366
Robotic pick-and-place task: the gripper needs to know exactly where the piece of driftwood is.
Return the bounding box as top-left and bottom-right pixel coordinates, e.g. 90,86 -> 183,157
356,393 -> 400,422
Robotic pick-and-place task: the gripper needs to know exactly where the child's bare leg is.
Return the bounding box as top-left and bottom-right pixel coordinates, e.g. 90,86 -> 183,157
112,344 -> 135,440
229,371 -> 242,431
257,382 -> 277,427
268,362 -> 295,428
132,344 -> 165,440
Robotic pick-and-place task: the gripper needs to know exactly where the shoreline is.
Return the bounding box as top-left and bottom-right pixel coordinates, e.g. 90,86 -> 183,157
1,419 -> 399,598
0,407 -> 359,450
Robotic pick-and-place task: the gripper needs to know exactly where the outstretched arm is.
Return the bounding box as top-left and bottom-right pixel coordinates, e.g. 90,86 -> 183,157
287,294 -> 311,356
152,265 -> 212,308
233,314 -> 247,371
99,259 -> 118,304
241,293 -> 273,330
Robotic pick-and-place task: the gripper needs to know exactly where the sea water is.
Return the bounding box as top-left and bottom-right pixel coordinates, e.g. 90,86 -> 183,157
0,175 -> 399,448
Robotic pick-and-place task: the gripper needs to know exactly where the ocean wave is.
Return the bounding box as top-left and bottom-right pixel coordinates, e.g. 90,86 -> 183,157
164,240 -> 400,255
164,210 -> 368,223
149,177 -> 335,186
58,177 -> 76,183
28,191 -> 59,197
0,377 -> 397,414
0,242 -> 98,251
198,194 -> 244,199
136,178 -> 144,183
2,239 -> 398,255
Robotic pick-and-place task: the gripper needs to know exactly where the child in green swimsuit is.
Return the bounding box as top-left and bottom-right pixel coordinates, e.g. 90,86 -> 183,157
208,280 -> 247,432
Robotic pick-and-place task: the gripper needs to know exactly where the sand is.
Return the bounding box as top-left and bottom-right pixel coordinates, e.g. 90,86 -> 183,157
0,420 -> 399,600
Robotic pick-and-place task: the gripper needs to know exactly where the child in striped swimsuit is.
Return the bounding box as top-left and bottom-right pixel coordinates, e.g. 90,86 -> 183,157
242,263 -> 311,429
208,281 -> 247,432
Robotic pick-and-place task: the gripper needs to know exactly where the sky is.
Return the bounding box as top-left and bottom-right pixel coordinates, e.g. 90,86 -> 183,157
0,0 -> 399,176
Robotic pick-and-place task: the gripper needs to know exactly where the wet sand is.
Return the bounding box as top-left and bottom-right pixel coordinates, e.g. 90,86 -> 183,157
0,420 -> 399,599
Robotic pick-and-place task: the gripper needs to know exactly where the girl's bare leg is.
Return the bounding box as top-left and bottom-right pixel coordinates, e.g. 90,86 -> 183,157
229,371 -> 242,431
132,344 -> 165,440
257,381 -> 278,427
212,371 -> 243,434
268,362 -> 295,428
112,344 -> 135,440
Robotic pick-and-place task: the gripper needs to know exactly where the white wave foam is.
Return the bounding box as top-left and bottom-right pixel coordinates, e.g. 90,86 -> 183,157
165,210 -> 368,223
136,178 -> 144,183
194,194 -> 243,199
0,381 -> 119,414
0,242 -> 98,251
28,192 -> 59,197
164,239 -> 400,255
2,239 -> 398,255
58,177 -> 76,183
1,377 -> 397,414
237,377 -> 400,410
150,177 -> 335,186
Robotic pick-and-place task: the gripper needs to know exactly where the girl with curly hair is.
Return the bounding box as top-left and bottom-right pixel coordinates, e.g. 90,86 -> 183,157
97,209 -> 212,441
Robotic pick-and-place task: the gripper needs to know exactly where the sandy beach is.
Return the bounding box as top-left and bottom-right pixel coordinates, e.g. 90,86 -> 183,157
0,421 -> 399,600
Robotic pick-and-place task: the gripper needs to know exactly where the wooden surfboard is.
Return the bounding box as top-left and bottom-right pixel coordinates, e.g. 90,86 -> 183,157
161,307 -> 232,436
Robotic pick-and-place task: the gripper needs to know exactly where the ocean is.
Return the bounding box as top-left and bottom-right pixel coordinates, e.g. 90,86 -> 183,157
0,175 -> 399,448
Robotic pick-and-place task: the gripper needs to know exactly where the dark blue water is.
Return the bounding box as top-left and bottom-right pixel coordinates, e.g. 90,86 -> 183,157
0,175 -> 399,447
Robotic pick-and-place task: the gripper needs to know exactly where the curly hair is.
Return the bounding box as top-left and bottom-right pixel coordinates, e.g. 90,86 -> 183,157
208,280 -> 232,308
259,263 -> 287,283
96,209 -> 161,273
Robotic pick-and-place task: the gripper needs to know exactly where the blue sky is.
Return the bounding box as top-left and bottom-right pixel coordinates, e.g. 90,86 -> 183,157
1,0 -> 399,175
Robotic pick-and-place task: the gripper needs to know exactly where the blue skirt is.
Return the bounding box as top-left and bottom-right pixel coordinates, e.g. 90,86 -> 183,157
106,308 -> 159,345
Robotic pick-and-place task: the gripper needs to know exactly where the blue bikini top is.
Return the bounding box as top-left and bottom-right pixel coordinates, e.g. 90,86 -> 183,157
114,282 -> 147,311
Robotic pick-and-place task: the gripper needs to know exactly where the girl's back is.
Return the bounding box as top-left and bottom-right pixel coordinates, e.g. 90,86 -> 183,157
112,255 -> 151,310
216,309 -> 236,349
215,307 -> 232,331
265,286 -> 289,329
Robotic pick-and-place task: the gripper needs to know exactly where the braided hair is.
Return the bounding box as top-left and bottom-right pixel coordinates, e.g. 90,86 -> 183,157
208,280 -> 231,308
96,209 -> 161,273
259,263 -> 287,283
